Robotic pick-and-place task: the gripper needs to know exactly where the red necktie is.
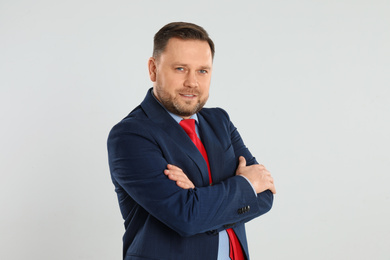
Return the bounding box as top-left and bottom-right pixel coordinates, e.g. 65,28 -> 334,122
179,119 -> 245,260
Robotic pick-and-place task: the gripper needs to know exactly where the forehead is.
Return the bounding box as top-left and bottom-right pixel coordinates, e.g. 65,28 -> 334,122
159,38 -> 213,65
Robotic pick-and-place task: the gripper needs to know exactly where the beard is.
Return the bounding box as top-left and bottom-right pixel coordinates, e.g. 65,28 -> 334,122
154,86 -> 208,117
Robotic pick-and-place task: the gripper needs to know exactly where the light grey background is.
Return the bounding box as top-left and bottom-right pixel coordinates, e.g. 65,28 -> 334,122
1,1 -> 389,259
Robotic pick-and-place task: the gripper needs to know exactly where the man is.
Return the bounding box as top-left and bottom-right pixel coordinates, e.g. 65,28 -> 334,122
107,22 -> 276,260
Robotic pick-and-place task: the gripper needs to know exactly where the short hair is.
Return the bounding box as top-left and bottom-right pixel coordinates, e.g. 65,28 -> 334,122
153,22 -> 215,59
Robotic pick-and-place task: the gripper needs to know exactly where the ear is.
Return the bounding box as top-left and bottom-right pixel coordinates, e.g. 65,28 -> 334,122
148,57 -> 157,82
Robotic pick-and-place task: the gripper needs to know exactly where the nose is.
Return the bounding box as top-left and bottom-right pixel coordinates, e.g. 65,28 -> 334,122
184,71 -> 198,88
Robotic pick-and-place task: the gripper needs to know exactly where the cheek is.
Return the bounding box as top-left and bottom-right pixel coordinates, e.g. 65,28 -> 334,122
200,79 -> 211,92
164,74 -> 183,88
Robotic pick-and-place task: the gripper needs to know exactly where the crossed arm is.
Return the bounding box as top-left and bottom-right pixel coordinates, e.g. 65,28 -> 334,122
109,109 -> 275,237
165,156 -> 276,194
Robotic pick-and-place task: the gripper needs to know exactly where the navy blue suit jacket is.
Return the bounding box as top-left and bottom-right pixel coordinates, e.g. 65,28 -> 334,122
107,89 -> 273,260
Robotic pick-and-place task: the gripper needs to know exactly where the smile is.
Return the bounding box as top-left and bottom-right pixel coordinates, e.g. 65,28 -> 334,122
180,94 -> 197,97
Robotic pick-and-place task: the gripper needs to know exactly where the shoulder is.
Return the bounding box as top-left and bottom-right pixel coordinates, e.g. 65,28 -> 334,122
198,107 -> 235,137
108,105 -> 152,141
199,107 -> 231,123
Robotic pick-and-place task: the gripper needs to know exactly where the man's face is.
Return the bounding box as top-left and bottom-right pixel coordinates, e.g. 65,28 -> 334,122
148,38 -> 213,119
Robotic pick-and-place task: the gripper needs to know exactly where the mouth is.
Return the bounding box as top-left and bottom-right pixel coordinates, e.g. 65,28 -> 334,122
179,93 -> 198,98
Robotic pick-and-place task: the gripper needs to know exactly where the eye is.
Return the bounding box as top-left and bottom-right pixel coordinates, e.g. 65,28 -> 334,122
199,69 -> 208,74
175,67 -> 184,71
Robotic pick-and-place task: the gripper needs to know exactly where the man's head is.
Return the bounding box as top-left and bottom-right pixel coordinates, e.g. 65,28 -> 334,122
148,22 -> 214,119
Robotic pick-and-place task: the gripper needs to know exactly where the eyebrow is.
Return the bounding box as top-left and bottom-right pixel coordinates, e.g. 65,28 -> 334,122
172,63 -> 212,70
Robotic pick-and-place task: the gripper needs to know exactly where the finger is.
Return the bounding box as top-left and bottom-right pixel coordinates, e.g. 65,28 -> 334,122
164,167 -> 184,176
165,170 -> 180,180
167,164 -> 183,171
237,156 -> 247,168
256,164 -> 268,172
177,181 -> 195,189
180,179 -> 195,189
269,183 -> 276,194
165,170 -> 176,180
165,166 -> 195,189
164,169 -> 172,176
166,171 -> 185,181
165,170 -> 192,184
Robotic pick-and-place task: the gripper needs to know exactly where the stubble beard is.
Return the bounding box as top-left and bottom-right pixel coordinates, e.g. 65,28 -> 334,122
155,86 -> 208,117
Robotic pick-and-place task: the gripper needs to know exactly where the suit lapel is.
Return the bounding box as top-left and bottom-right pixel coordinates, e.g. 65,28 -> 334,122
198,113 -> 225,184
140,89 -> 210,186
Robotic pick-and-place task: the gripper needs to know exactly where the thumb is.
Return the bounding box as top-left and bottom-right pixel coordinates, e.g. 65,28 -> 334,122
237,156 -> 247,169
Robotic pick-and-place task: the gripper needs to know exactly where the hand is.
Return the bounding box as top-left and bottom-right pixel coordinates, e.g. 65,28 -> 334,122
235,156 -> 276,194
164,164 -> 195,189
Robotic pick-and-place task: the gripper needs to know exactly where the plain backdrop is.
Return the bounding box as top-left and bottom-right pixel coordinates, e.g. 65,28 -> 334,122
1,1 -> 389,259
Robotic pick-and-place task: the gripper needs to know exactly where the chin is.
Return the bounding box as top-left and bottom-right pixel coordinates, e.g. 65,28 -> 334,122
173,103 -> 202,117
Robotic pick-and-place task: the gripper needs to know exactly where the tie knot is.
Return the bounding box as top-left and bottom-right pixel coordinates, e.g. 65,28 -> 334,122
179,119 -> 196,137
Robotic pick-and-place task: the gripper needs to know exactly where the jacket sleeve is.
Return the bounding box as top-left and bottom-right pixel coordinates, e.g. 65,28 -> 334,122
108,114 -> 273,237
215,108 -> 274,230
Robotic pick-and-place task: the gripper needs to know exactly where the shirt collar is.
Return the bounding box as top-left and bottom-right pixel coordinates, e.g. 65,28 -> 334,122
167,111 -> 198,124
